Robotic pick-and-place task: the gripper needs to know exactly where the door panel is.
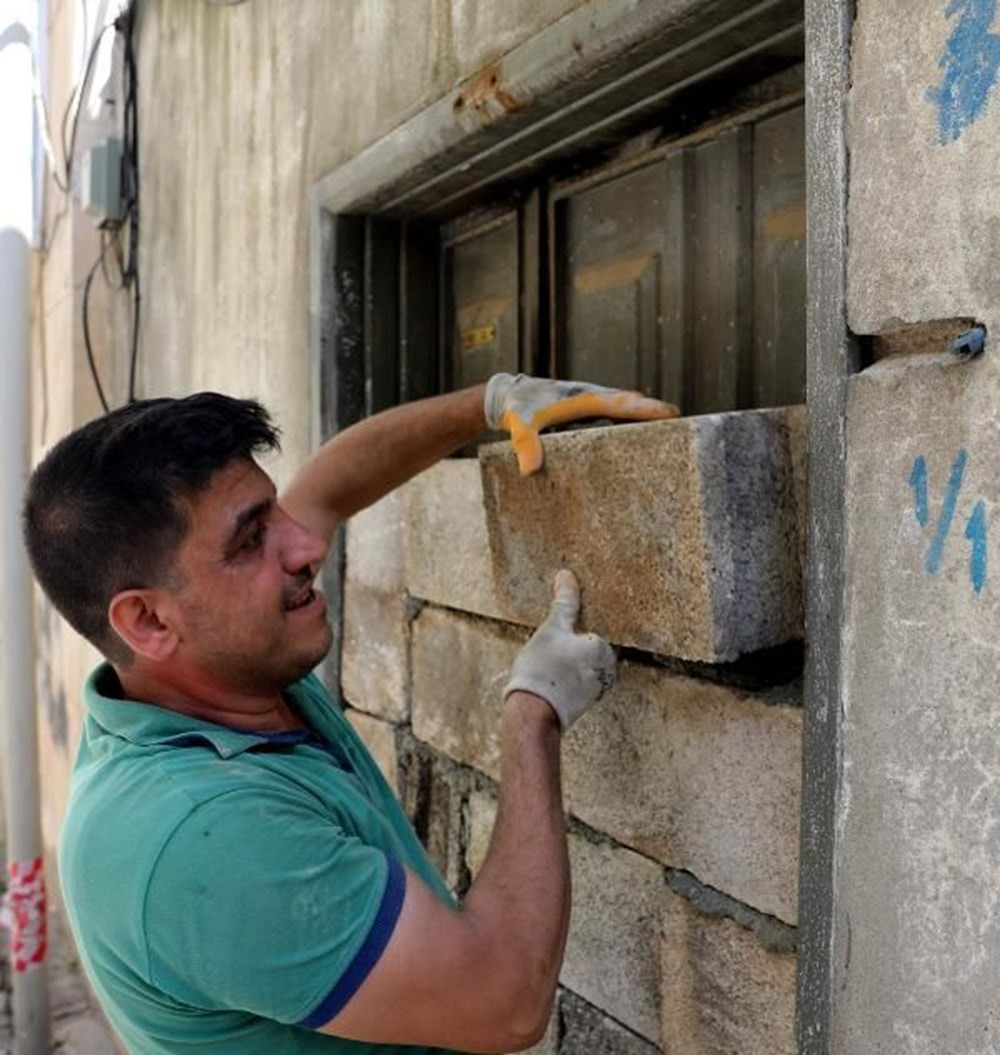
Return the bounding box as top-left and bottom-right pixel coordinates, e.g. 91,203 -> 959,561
443,212 -> 520,391
689,126 -> 754,414
556,161 -> 673,400
753,105 -> 806,407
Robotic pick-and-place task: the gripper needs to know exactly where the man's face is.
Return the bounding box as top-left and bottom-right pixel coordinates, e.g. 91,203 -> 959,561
167,458 -> 333,695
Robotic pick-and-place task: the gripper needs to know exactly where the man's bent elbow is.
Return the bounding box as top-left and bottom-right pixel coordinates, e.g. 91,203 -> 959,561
493,972 -> 557,1052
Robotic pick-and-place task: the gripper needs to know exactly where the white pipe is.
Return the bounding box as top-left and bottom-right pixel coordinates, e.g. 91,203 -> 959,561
0,2 -> 52,1052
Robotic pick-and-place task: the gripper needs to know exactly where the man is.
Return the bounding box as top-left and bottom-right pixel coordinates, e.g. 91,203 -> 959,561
24,374 -> 676,1054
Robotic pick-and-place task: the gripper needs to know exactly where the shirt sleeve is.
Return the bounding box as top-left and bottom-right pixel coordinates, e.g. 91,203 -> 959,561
142,785 -> 406,1027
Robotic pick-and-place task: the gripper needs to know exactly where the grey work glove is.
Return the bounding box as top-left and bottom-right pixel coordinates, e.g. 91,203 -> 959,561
504,570 -> 617,731
484,372 -> 679,476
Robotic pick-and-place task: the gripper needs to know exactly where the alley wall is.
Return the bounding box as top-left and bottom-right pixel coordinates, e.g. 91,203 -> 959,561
31,1 -> 806,1051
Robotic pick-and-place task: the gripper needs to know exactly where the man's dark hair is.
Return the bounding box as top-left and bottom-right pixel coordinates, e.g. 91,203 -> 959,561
23,393 -> 281,665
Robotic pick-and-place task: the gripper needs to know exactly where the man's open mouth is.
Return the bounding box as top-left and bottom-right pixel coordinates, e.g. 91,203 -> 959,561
285,587 -> 316,611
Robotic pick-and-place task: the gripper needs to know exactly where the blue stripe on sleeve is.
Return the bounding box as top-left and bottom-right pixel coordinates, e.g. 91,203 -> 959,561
297,855 -> 407,1030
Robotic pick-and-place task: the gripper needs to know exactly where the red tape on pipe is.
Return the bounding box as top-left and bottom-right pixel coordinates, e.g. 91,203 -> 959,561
4,857 -> 48,971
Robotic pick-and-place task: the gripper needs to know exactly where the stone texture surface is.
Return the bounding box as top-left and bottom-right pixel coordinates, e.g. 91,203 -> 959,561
411,607 -> 527,779
479,408 -> 806,662
465,790 -> 665,1044
345,710 -> 399,794
345,490 -> 408,593
416,608 -> 801,922
560,989 -> 660,1055
564,663 -> 801,925
660,889 -> 796,1054
561,830 -> 666,1043
404,460 -> 504,619
339,582 -> 409,722
340,492 -> 411,720
463,783 -> 497,880
421,763 -> 467,895
833,354 -> 1000,1054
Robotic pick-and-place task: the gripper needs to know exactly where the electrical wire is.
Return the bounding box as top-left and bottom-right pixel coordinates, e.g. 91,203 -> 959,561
60,19 -> 116,191
81,235 -> 112,415
119,1 -> 141,404
77,0 -> 141,413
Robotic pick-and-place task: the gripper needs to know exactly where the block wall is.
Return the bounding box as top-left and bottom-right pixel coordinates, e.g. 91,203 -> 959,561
341,413 -> 805,1053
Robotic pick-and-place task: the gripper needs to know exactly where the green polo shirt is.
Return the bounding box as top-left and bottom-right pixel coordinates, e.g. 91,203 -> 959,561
59,664 -> 460,1054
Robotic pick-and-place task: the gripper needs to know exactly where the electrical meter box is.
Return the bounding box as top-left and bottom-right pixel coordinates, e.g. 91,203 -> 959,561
80,136 -> 124,226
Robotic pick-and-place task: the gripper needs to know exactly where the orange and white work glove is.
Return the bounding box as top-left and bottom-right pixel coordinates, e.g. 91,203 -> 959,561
504,570 -> 616,731
484,372 -> 679,475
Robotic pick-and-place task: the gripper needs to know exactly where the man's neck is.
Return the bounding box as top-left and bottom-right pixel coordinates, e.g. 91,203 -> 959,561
113,666 -> 305,733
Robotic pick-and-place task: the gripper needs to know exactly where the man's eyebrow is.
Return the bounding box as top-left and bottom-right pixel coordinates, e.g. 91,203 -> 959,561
225,497 -> 274,550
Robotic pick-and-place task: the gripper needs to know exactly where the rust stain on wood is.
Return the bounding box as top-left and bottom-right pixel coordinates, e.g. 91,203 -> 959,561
761,202 -> 806,242
461,324 -> 497,351
573,252 -> 656,295
457,297 -> 511,334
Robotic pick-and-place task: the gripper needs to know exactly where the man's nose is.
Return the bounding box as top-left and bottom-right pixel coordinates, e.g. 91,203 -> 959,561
280,513 -> 329,572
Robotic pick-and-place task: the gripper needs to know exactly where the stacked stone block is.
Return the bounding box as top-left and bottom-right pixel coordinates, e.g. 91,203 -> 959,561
341,412 -> 805,1052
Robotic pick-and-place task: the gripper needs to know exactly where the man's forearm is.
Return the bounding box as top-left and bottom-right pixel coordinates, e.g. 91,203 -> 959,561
462,692 -> 569,1043
280,385 -> 486,541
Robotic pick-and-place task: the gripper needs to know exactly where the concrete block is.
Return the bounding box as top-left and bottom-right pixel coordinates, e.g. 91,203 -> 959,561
341,489 -> 412,720
559,989 -> 660,1055
411,607 -> 527,777
479,408 -> 806,662
660,889 -> 795,1054
340,581 -> 408,722
404,460 -> 504,618
422,762 -> 466,894
564,663 -> 801,924
415,608 -> 801,922
345,710 -> 398,794
463,783 -> 497,880
345,489 -> 407,593
563,829 -> 666,1042
464,789 -> 666,1044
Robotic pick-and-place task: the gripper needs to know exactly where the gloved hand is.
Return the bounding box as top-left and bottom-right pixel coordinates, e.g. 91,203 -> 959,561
484,372 -> 679,475
504,570 -> 617,731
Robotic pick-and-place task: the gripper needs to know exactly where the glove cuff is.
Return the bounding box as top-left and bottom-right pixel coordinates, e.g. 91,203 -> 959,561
503,676 -> 571,731
484,372 -> 520,429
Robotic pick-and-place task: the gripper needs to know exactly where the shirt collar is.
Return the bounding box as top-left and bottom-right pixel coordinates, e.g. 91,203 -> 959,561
84,663 -> 320,760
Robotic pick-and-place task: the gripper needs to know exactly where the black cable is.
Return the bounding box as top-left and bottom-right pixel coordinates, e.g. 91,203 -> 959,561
74,1 -> 141,413
60,20 -> 116,191
119,1 -> 141,403
82,241 -> 112,415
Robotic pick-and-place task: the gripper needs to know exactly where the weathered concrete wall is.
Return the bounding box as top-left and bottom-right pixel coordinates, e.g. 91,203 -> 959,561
30,0 -> 588,855
836,0 -> 1000,1049
134,0 -> 583,480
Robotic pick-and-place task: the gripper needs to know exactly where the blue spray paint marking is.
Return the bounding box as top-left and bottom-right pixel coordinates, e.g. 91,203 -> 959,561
909,455 -> 930,527
964,499 -> 988,594
928,0 -> 1000,143
925,448 -> 968,574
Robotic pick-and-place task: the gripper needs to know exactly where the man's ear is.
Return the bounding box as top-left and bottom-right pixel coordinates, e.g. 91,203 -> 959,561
108,590 -> 179,662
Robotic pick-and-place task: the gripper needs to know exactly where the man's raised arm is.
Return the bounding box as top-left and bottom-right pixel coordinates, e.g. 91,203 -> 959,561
280,374 -> 678,542
317,570 -> 615,1053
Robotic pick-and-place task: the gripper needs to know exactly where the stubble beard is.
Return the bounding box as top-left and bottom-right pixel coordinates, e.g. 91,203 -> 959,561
203,618 -> 334,696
